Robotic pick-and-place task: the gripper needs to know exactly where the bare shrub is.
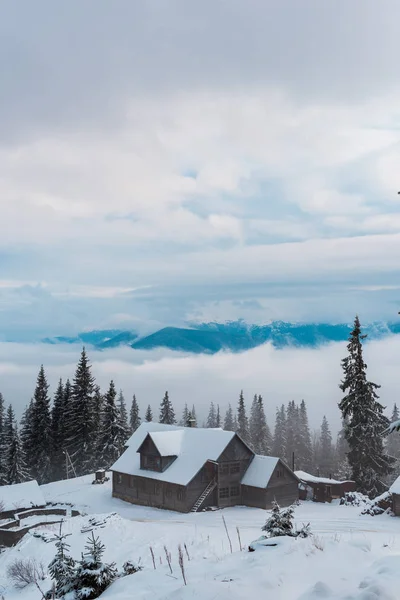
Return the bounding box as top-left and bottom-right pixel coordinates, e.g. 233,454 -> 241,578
7,558 -> 46,598
164,545 -> 172,574
311,535 -> 324,551
178,544 -> 187,586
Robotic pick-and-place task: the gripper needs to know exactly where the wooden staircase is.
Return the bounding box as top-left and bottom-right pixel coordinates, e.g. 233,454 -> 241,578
190,479 -> 217,513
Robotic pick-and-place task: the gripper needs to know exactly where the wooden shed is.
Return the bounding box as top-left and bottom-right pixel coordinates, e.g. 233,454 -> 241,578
295,470 -> 356,503
389,476 -> 400,515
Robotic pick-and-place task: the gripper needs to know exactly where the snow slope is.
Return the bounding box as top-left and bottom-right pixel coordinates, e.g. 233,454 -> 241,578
1,475 -> 400,600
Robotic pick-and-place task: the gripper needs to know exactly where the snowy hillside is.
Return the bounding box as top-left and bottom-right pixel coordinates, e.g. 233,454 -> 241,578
1,476 -> 400,599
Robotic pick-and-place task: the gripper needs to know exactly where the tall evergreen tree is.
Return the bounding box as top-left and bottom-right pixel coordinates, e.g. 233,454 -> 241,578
7,425 -> 28,484
317,416 -> 334,477
159,391 -> 176,425
297,400 -> 313,471
65,349 -> 96,476
91,384 -> 103,460
28,366 -> 52,483
272,405 -> 287,461
130,394 -> 141,433
339,316 -> 393,496
4,404 -> 15,457
20,400 -> 34,480
250,395 -> 272,455
117,391 -> 130,446
386,404 -> 400,464
0,393 -> 6,484
285,401 -> 299,469
97,381 -> 127,469
145,404 -> 153,422
237,390 -> 250,443
206,402 -> 217,428
191,405 -> 197,424
180,403 -> 189,427
223,404 -> 234,431
51,379 -> 66,481
216,404 -> 221,428
335,418 -> 351,480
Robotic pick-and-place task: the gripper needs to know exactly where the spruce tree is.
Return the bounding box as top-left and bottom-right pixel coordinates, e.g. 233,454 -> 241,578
180,403 -> 189,427
117,391 -> 130,446
159,391 -> 176,425
191,405 -> 197,425
4,404 -> 15,456
250,395 -> 272,456
71,533 -> 117,600
272,404 -> 287,461
145,404 -> 153,422
216,404 -> 221,428
130,395 -> 141,432
0,393 -> 6,484
339,315 -> 394,496
285,401 -> 299,469
335,418 -> 351,480
20,400 -> 34,480
237,390 -> 250,443
297,400 -> 313,471
7,425 -> 28,485
318,416 -> 333,477
261,501 -> 295,538
51,379 -> 66,481
206,402 -> 217,428
223,404 -> 234,431
48,525 -> 75,599
97,381 -> 126,469
29,366 -> 52,484
92,384 -> 103,460
386,404 -> 400,464
65,349 -> 96,476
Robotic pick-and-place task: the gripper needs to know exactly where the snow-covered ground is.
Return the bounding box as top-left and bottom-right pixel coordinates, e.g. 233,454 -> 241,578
0,475 -> 400,599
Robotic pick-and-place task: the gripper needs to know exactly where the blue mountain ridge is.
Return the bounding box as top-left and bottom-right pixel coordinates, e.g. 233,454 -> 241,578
41,320 -> 400,354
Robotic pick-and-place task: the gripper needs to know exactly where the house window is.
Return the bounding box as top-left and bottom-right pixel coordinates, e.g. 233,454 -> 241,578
177,489 -> 186,501
230,486 -> 239,497
144,455 -> 161,471
326,486 -> 332,496
219,463 -> 229,476
219,487 -> 229,499
117,474 -> 122,485
230,462 -> 240,474
276,469 -> 284,478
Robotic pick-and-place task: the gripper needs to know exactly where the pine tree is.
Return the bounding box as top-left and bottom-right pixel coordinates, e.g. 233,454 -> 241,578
20,400 -> 34,480
339,315 -> 394,496
145,404 -> 153,422
317,416 -> 333,477
272,405 -> 287,461
223,404 -> 235,431
335,418 -> 351,480
261,501 -> 295,538
0,393 -> 6,484
249,395 -> 271,455
191,405 -> 197,425
237,390 -> 250,443
216,405 -> 221,428
386,404 -> 400,466
297,400 -> 313,471
179,403 -> 189,427
4,404 -> 15,455
65,349 -> 96,476
130,395 -> 141,433
285,401 -> 299,469
51,379 -> 66,481
48,525 -> 75,599
159,392 -> 176,425
117,391 -> 130,446
71,532 -> 117,600
97,381 -> 126,469
28,366 -> 52,484
7,425 -> 28,485
206,402 -> 217,428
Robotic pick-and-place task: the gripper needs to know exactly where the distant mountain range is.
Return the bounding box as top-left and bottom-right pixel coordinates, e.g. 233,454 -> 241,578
41,320 -> 400,354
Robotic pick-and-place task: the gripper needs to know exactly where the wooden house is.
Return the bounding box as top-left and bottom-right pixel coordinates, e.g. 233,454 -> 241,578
389,476 -> 400,515
111,423 -> 299,513
295,470 -> 356,503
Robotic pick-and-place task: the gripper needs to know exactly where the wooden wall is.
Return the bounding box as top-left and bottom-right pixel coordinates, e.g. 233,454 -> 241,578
242,460 -> 299,509
216,436 -> 253,508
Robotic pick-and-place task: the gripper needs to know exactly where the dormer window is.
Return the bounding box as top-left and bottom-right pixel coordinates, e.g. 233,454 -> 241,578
143,455 -> 161,471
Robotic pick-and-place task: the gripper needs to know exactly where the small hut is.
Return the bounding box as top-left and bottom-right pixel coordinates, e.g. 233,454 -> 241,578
295,470 -> 356,503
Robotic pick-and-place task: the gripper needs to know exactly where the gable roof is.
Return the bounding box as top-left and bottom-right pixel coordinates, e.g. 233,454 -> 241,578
111,422 -> 236,486
295,470 -> 354,485
241,455 -> 280,488
0,480 -> 45,512
390,476 -> 400,495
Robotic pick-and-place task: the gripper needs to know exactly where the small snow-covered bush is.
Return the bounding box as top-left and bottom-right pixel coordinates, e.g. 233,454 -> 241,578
340,492 -> 370,507
249,501 -> 311,551
122,560 -> 143,576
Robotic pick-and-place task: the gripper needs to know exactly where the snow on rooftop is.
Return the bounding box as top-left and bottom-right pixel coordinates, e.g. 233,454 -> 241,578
0,480 -> 45,512
390,476 -> 400,495
295,470 -> 352,485
111,422 -> 236,486
241,455 -> 279,488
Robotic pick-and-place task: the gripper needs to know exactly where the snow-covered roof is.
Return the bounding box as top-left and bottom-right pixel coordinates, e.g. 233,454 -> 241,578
111,422 -> 236,486
295,470 -> 352,485
390,476 -> 400,495
0,480 -> 46,512
241,455 -> 279,488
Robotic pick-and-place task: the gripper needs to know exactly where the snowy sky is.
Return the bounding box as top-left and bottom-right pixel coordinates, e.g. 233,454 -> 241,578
1,1 -> 400,338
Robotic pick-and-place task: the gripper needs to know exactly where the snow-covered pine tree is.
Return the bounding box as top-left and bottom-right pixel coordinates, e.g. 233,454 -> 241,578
272,405 -> 287,461
48,525 -> 75,599
261,501 -> 295,538
237,390 -> 250,443
51,379 -> 66,482
4,404 -> 15,459
191,405 -> 197,425
0,393 -> 6,484
285,401 -> 299,469
117,391 -> 130,447
223,404 -> 234,431
159,391 -> 176,425
339,315 -> 394,496
249,395 -> 260,452
130,395 -> 141,432
20,399 -> 34,479
91,385 -> 103,466
97,381 -> 126,469
206,402 -> 217,428
386,404 -> 400,465
297,400 -> 313,471
71,532 -> 117,600
29,366 -> 52,484
318,416 -> 333,477
7,424 -> 29,485
145,404 -> 153,422
179,403 -> 189,427
257,395 -> 272,455
334,418 -> 351,480
65,349 -> 96,476
216,404 -> 221,428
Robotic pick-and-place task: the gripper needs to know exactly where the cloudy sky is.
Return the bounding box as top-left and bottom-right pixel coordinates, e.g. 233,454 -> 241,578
1,1 -> 400,340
